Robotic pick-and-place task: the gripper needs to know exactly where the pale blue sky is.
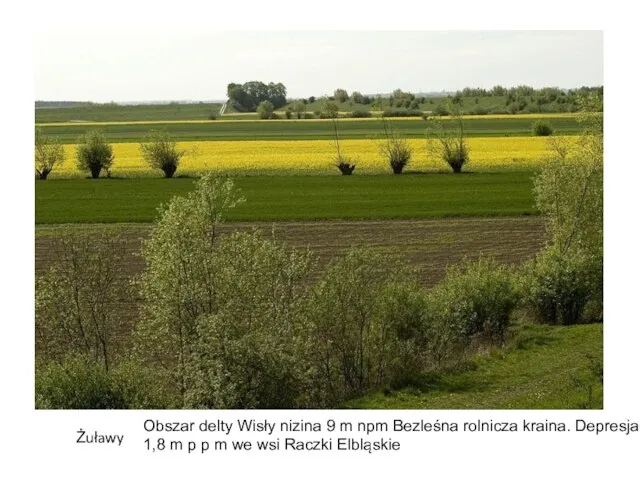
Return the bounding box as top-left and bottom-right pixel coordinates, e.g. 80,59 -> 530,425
34,31 -> 603,102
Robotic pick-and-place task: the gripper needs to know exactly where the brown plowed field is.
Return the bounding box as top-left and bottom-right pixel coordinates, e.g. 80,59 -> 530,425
35,216 -> 547,326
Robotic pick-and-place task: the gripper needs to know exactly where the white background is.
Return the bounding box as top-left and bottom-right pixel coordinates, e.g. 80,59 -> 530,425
2,1 -> 638,479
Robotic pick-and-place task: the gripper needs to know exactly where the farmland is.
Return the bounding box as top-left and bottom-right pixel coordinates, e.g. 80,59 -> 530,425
34,102 -> 602,410
37,114 -> 581,143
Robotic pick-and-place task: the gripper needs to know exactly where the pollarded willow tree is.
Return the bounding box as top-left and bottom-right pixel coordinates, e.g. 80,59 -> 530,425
75,129 -> 115,178
425,104 -> 470,173
35,128 -> 65,180
378,118 -> 412,174
139,130 -> 185,178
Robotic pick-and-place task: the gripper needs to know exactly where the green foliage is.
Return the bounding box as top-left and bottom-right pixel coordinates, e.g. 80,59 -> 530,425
349,110 -> 372,118
527,92 -> 603,325
291,100 -> 306,119
35,355 -> 167,409
522,248 -> 602,325
532,120 -> 554,136
306,249 -> 426,406
320,99 -> 340,119
139,130 -> 185,178
35,128 -> 65,179
426,107 -> 470,173
424,257 -> 518,363
135,174 -> 244,403
378,119 -> 412,174
189,231 -> 314,408
75,129 -> 114,178
227,81 -> 287,111
351,91 -> 364,104
35,232 -> 128,371
381,109 -> 423,118
533,95 -> 603,255
256,100 -> 275,119
334,88 -> 349,103
136,174 -> 318,408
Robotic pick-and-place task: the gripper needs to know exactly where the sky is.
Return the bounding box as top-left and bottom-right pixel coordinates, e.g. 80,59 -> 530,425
34,31 -> 603,102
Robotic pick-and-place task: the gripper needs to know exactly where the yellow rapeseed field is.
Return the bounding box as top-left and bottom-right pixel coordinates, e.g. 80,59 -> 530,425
55,136 -> 575,178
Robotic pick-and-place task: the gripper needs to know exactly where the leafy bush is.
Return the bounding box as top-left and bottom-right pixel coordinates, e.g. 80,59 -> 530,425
188,231 -> 314,408
350,110 -> 372,118
75,129 -> 114,178
433,104 -> 449,116
306,249 -> 426,406
532,120 -> 554,136
257,100 -> 275,119
522,248 -> 602,325
381,109 -> 423,118
135,175 -> 244,405
379,119 -> 412,174
35,355 -> 167,409
35,128 -> 65,180
136,175 -> 317,408
139,130 -> 185,178
424,257 -> 518,363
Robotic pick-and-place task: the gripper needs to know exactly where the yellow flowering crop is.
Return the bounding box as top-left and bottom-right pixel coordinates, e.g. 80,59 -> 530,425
54,136 -> 576,178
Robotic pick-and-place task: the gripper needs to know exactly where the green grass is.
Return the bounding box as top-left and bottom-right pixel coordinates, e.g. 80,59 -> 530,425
36,172 -> 537,224
35,102 -> 223,123
346,322 -> 603,409
37,117 -> 581,144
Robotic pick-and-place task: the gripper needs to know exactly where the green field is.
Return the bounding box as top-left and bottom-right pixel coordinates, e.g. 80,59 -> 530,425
35,172 -> 537,224
348,322 -> 603,409
36,116 -> 581,143
35,102 -> 224,123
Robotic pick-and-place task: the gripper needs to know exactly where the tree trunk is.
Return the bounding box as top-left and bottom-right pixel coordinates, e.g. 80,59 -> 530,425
90,165 -> 102,179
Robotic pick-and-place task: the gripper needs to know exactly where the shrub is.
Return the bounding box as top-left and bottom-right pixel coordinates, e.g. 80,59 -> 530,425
208,112 -> 217,120
188,231 -> 314,409
424,257 -> 518,363
379,119 -> 412,174
35,355 -> 167,409
75,130 -> 114,178
532,120 -> 554,136
35,128 -> 65,180
257,100 -> 275,119
36,232 -> 128,371
350,110 -> 372,118
522,248 -> 602,325
381,109 -> 423,118
285,108 -> 293,119
139,130 -> 185,178
306,249 -> 426,406
135,174 -> 244,405
136,175 -> 317,408
320,99 -> 339,119
433,104 -> 449,116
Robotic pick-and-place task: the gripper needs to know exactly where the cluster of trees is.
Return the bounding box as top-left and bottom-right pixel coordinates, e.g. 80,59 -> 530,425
227,81 -> 287,112
35,129 -> 188,179
35,96 -> 602,408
